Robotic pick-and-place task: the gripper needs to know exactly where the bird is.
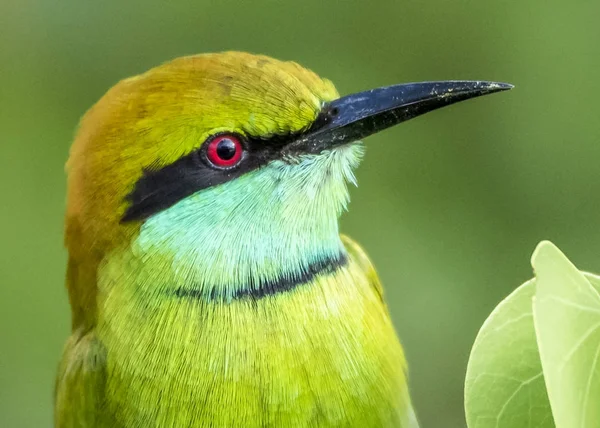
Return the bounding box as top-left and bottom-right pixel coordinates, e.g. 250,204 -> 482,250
55,51 -> 511,427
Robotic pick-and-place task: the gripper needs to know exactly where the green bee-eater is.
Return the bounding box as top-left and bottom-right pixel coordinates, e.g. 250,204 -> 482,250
55,52 -> 510,427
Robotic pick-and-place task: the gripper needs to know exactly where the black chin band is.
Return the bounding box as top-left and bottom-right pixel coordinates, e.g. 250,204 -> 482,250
170,251 -> 348,302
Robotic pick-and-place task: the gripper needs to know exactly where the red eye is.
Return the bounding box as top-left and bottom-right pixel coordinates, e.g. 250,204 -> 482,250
206,134 -> 244,168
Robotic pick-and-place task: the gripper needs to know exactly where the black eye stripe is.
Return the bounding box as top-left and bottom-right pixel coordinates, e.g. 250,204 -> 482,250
121,131 -> 298,222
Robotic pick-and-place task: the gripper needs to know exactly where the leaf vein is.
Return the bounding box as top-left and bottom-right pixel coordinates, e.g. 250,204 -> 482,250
580,340 -> 600,428
545,295 -> 600,315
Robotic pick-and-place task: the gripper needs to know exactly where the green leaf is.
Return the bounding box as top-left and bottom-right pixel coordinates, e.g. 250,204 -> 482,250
465,278 -> 553,428
465,240 -> 600,428
532,241 -> 600,428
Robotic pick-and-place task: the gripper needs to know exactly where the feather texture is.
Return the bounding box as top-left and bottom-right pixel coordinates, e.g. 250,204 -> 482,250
57,52 -> 416,427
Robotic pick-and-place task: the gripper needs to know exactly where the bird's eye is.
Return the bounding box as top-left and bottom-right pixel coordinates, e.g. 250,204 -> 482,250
205,134 -> 244,168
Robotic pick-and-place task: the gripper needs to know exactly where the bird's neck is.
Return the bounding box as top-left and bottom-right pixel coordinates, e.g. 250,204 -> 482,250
130,208 -> 344,301
123,156 -> 357,301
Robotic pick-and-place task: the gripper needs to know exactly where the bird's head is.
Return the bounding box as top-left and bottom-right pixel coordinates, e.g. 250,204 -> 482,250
66,52 -> 510,308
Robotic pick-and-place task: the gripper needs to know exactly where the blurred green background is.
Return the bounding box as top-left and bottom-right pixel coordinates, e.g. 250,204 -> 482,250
2,0 -> 600,427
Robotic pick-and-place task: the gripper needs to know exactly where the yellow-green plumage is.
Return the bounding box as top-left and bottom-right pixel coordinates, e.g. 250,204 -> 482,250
57,236 -> 411,427
56,52 -> 417,427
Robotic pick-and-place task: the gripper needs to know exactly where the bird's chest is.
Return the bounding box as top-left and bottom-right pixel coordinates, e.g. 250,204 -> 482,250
99,268 -> 407,427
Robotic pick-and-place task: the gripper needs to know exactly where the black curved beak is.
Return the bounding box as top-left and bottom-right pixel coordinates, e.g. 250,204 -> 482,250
285,80 -> 513,154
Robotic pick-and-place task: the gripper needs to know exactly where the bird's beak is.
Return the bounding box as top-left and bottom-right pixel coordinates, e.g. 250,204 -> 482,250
284,81 -> 513,155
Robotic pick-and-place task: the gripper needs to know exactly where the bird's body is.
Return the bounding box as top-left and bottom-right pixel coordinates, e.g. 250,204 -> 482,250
56,51 -> 509,427
57,235 -> 411,427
